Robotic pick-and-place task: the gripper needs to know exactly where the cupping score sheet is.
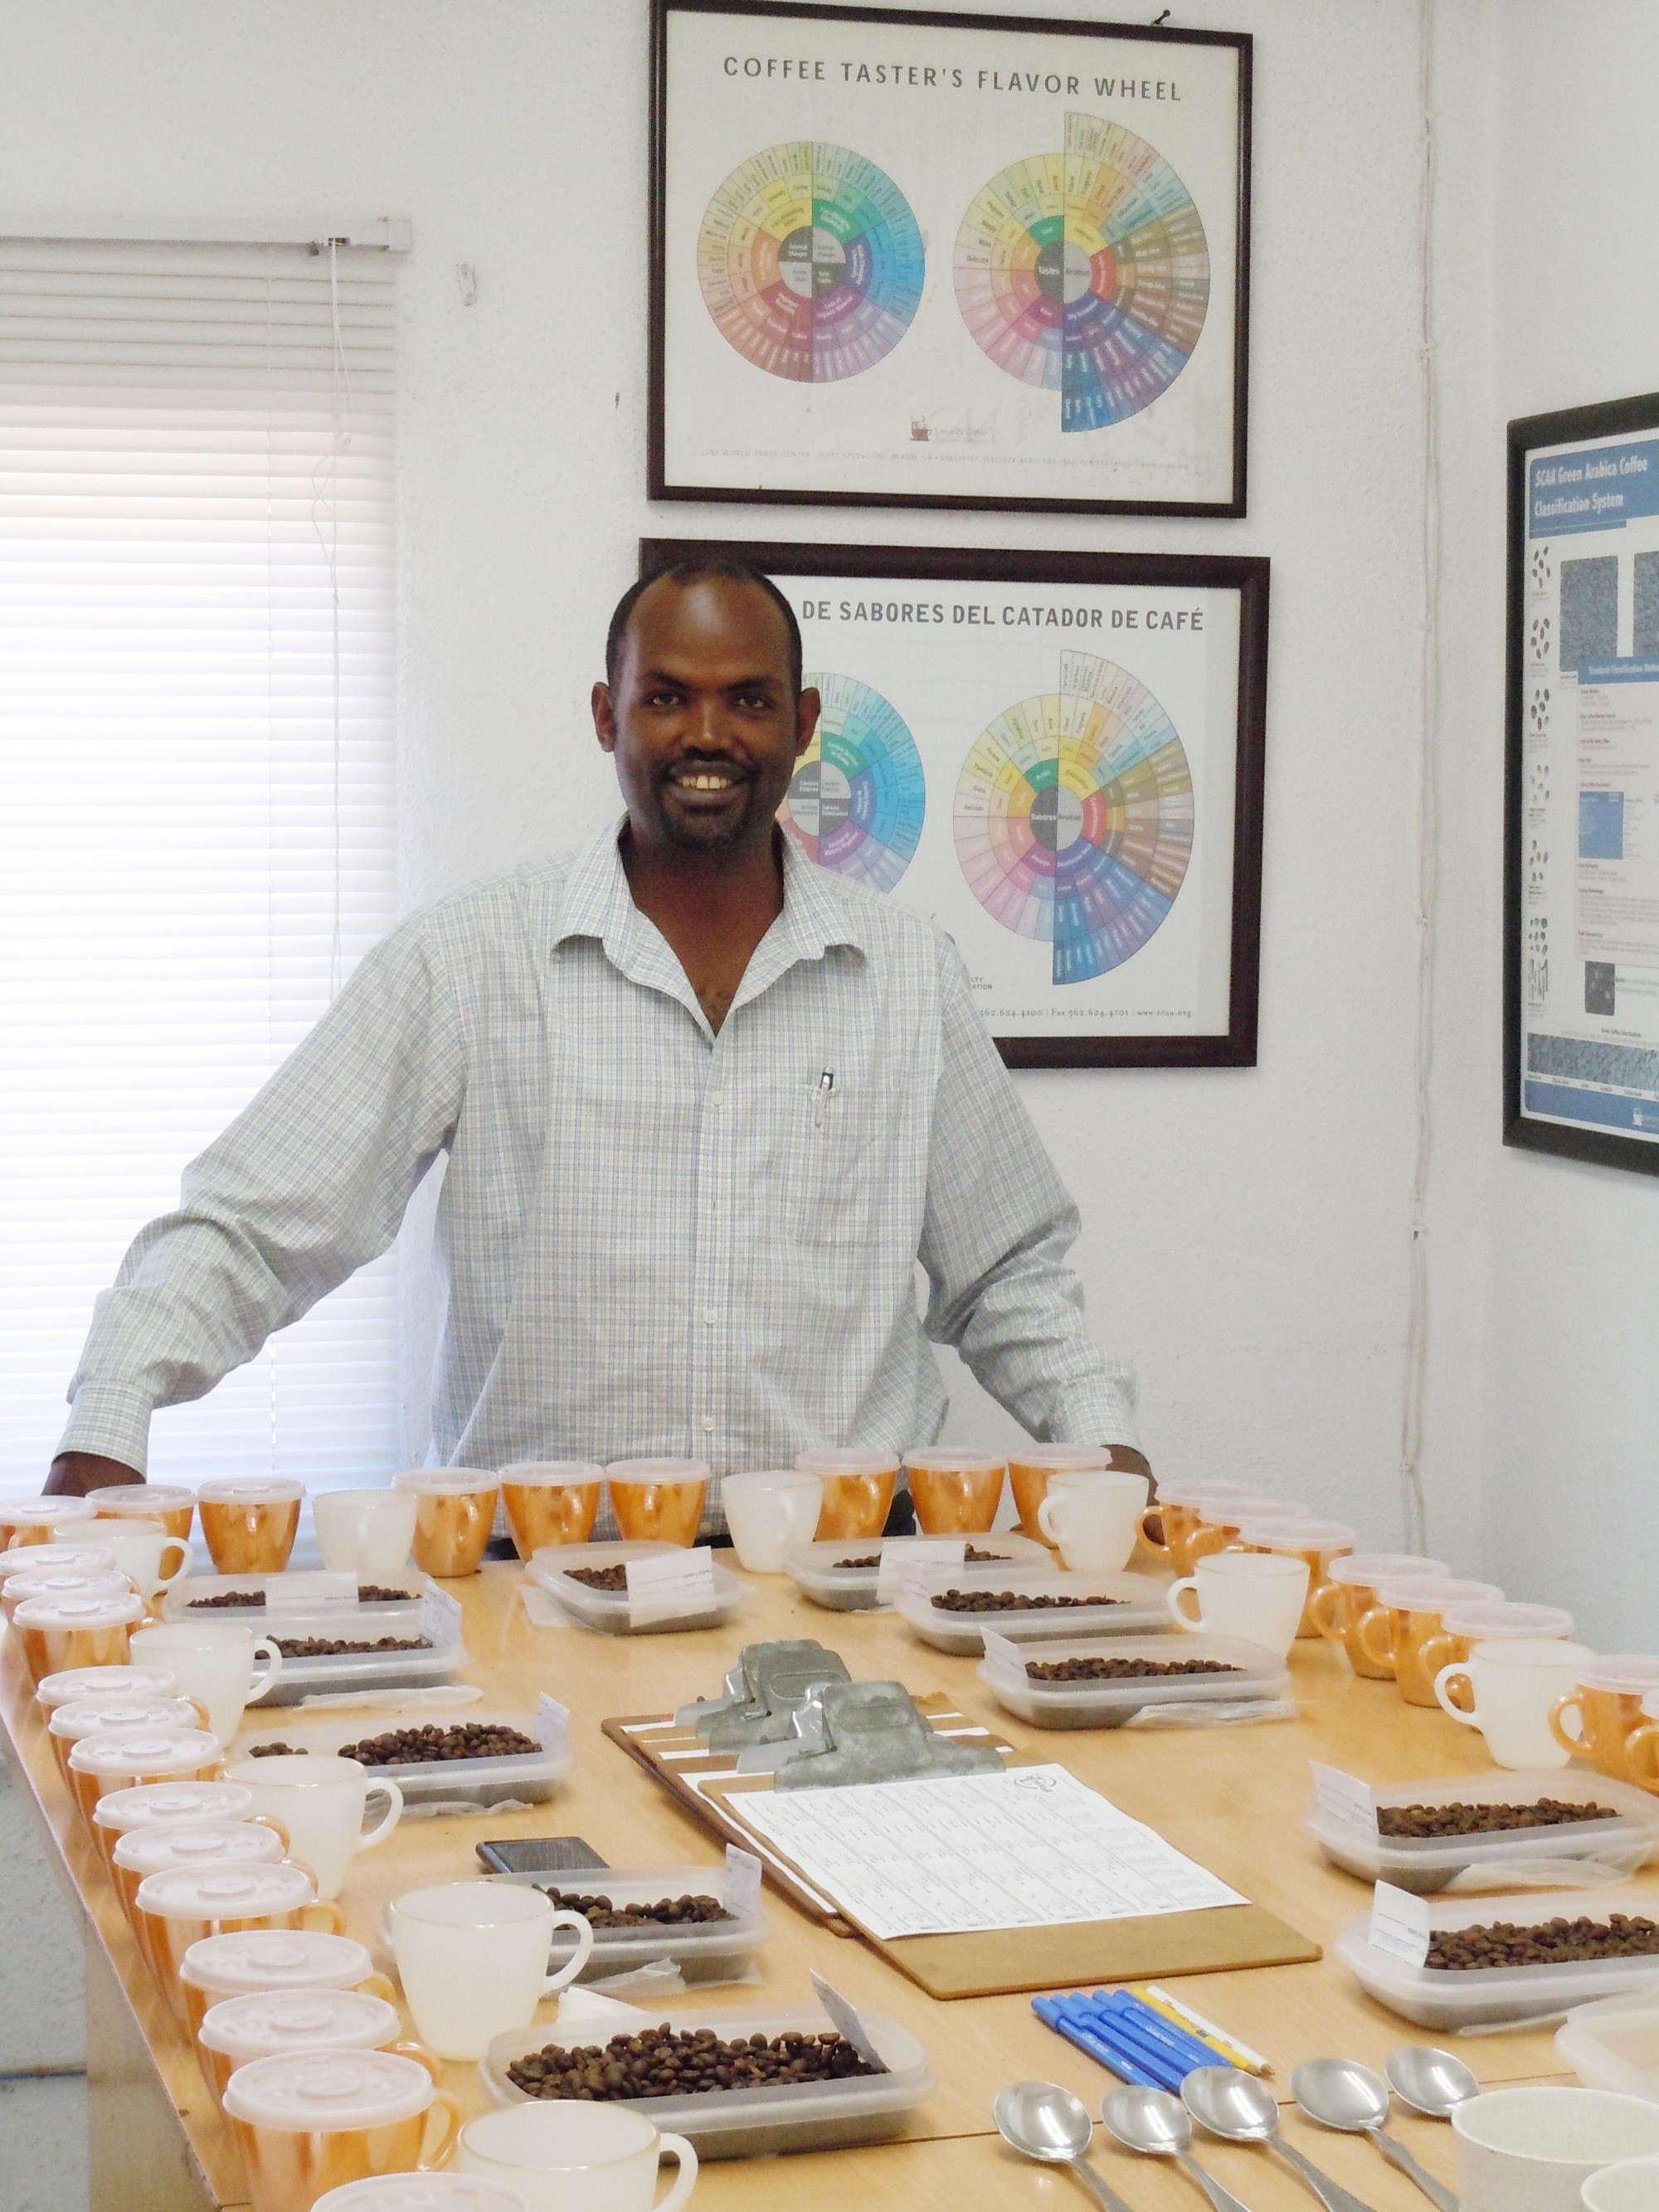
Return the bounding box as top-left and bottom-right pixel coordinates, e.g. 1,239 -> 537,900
729,1764 -> 1243,1941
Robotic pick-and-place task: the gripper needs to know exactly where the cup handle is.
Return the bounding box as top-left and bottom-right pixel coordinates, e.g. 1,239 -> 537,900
388,2038 -> 444,2085
1355,1603 -> 1399,1675
541,1908 -> 596,1994
1165,1579 -> 1203,1630
246,1638 -> 284,1703
1307,1580 -> 1345,1640
1549,1692 -> 1586,1757
181,1694 -> 213,1733
1036,1496 -> 1063,1546
416,2088 -> 463,2173
653,2132 -> 698,2212
153,1538 -> 191,1589
1137,1504 -> 1169,1552
1627,1723 -> 1659,1792
1187,1524 -> 1228,1562
247,1812 -> 289,1850
1417,1631 -> 1457,1684
299,1900 -> 345,1936
1433,1665 -> 1479,1725
359,1971 -> 398,2005
358,1778 -> 403,1852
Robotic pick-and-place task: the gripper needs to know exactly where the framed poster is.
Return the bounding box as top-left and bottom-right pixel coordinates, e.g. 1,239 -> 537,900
640,538 -> 1269,1066
649,1 -> 1251,516
1506,390 -> 1659,1172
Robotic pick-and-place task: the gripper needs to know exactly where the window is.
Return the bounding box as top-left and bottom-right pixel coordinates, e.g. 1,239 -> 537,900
0,238 -> 401,1487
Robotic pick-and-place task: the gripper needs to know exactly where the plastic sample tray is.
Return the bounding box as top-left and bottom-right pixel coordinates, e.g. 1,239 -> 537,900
1306,1769 -> 1659,1893
164,1571 -> 425,1630
252,1610 -> 469,1706
1557,1985 -> 1659,2098
528,1542 -> 749,1635
237,1708 -> 570,1808
897,1565 -> 1172,1655
485,1861 -> 769,1985
786,1534 -> 1047,1613
975,1632 -> 1289,1729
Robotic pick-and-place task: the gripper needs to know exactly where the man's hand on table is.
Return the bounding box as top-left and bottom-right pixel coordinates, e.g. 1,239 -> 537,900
1097,1443 -> 1153,1495
45,1451 -> 144,1498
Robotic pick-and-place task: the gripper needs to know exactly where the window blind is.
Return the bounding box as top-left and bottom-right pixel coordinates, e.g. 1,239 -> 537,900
0,240 -> 401,1490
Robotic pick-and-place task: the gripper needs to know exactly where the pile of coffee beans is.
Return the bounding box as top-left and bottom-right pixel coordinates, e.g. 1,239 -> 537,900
187,1582 -> 414,1610
1426,1913 -> 1659,1971
270,1634 -> 432,1659
537,1888 -> 732,1929
505,2024 -> 879,2102
833,1556 -> 883,1571
1024,1654 -> 1243,1683
932,1587 -> 1125,1614
1378,1798 -> 1620,1839
246,1742 -> 299,1757
566,1565 -> 629,1592
333,1721 -> 541,1766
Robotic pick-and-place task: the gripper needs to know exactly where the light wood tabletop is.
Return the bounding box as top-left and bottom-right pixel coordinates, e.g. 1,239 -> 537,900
1,1552 -> 1622,2211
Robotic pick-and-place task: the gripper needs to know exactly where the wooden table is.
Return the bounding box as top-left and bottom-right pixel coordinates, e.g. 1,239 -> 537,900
0,1559 -> 1623,2211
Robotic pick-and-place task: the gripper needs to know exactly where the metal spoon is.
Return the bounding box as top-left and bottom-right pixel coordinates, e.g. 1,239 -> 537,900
1181,2066 -> 1382,2212
1384,2046 -> 1478,2121
994,2081 -> 1138,2212
1292,2059 -> 1457,2212
1102,2084 -> 1257,2212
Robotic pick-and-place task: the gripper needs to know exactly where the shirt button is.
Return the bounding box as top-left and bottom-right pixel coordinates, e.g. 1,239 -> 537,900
701,1415 -> 716,1432
702,1307 -> 718,1326
708,1090 -> 724,1108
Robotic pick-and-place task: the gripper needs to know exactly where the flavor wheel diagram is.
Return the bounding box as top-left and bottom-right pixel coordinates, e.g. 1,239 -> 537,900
954,114 -> 1209,431
954,652 -> 1193,983
781,672 -> 925,894
697,142 -> 925,382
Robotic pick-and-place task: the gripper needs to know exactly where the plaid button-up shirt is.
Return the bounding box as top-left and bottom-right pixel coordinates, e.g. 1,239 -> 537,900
62,823 -> 1139,1517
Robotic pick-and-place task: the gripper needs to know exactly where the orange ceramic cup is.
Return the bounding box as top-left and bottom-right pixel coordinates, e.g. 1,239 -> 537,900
499,1462 -> 603,1558
903,1449 -> 1007,1536
1229,1518 -> 1355,1639
1419,1599 -> 1575,1703
134,1864 -> 345,2025
221,2050 -> 461,2212
604,1459 -> 710,1547
1308,1552 -> 1450,1676
197,1988 -> 439,2109
67,1725 -> 225,1833
794,1449 -> 899,1541
1356,1577 -> 1504,1706
1628,1697 -> 1659,1795
197,1479 -> 304,1576
11,1588 -> 145,1688
1006,1446 -> 1113,1543
1134,1482 -> 1265,1578
392,1469 -> 499,1577
1550,1657 -> 1659,1781
0,1495 -> 99,1549
180,1929 -> 397,2055
89,1482 -> 197,1545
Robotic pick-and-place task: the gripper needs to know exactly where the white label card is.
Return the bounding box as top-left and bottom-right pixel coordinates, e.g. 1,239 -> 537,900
419,1586 -> 463,1649
809,1972 -> 888,2073
1369,1879 -> 1432,1967
877,1538 -> 966,1602
266,1571 -> 358,1614
537,1693 -> 572,1757
624,1547 -> 717,1629
980,1628 -> 1022,1673
725,1844 -> 762,1918
1309,1762 -> 1378,1830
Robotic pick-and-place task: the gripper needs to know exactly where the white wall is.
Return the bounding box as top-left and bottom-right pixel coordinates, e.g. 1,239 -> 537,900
0,0 -> 1476,1562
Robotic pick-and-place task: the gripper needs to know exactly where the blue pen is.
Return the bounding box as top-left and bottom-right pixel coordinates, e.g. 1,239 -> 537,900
1085,1990 -> 1233,2078
1053,1998 -> 1186,2094
1031,1996 -> 1167,2091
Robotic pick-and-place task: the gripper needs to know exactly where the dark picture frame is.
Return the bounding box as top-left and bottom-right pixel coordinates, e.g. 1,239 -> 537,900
642,536 -> 1270,1067
649,0 -> 1252,517
1506,389 -> 1659,1174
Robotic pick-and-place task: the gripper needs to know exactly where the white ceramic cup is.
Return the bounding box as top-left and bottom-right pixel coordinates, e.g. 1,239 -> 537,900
129,1620 -> 284,1743
227,1755 -> 403,1903
1434,1639 -> 1597,1771
458,2102 -> 698,2212
389,1882 -> 596,2061
718,1471 -> 821,1573
1583,2153 -> 1659,2210
1036,1470 -> 1150,1571
52,1516 -> 189,1599
1166,1549 -> 1310,1659
312,1490 -> 419,1580
1452,2086 -> 1659,2212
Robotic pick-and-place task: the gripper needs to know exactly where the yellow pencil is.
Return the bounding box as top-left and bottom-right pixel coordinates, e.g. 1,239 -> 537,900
1136,1985 -> 1274,2078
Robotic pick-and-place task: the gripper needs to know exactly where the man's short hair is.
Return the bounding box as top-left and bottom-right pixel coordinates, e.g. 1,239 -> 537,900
605,555 -> 803,696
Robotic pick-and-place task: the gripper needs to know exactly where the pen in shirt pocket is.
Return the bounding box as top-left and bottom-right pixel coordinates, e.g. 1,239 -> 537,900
814,1068 -> 834,1128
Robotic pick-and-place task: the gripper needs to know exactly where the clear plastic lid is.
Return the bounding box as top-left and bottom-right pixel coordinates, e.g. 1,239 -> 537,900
197,1478 -> 304,1505
1325,1552 -> 1450,1587
900,1447 -> 1005,1474
793,1447 -> 901,1475
313,2180 -> 529,2212
1440,1599 -> 1574,1640
603,1458 -> 711,1484
114,1819 -> 285,1878
37,1662 -> 179,1710
1005,1445 -> 1113,1471
93,1779 -> 255,1835
392,1467 -> 499,1496
69,1725 -> 221,1777
13,1589 -> 144,1630
135,1861 -> 314,1922
0,1495 -> 97,1528
50,1696 -> 202,1742
1371,1577 -> 1503,1614
182,1928 -> 377,1995
222,2049 -> 433,2132
1233,1518 -> 1355,1547
199,1988 -> 398,2062
1581,1656 -> 1659,1693
7,1568 -> 134,1606
88,1483 -> 195,1516
2,1542 -> 117,1582
499,1459 -> 603,1487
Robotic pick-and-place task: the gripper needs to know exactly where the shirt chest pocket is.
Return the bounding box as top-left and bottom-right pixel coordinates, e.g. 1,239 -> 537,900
775,1079 -> 888,1247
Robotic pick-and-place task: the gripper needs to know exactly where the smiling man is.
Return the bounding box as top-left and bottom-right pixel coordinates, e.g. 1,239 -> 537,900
47,556 -> 1146,1525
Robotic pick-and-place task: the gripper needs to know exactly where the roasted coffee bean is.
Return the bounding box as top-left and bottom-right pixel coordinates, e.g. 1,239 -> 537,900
356,1584 -> 416,1605
832,1546 -> 1010,1572
187,1581 -> 415,1610
271,1634 -> 433,1659
833,1555 -> 883,1571
333,1721 -> 540,1766
1426,1912 -> 1659,1971
1378,1798 -> 1621,1839
566,1565 -> 630,1592
537,1888 -> 734,1929
932,1587 -> 1126,1614
247,1742 -> 300,1757
1024,1655 -> 1243,1682
504,2023 -> 878,2102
